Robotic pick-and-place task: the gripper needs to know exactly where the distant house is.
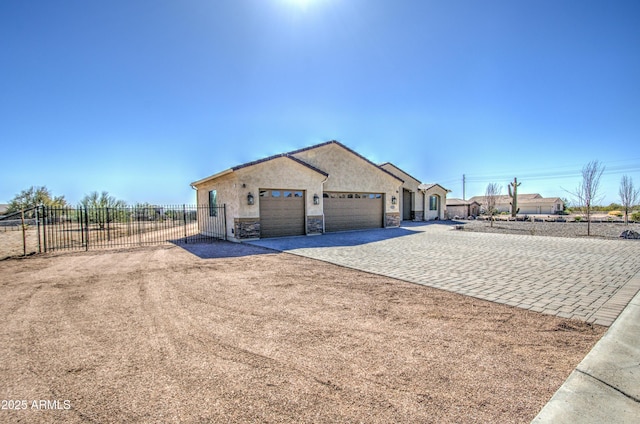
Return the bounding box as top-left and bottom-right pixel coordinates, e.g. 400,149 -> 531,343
0,204 -> 8,218
446,198 -> 480,219
191,140 -> 450,241
468,194 -> 564,215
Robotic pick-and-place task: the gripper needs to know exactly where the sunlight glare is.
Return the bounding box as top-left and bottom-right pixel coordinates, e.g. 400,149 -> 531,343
283,0 -> 317,8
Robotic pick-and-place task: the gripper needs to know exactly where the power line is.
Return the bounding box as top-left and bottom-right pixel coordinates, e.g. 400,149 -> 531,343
462,157 -> 640,180
463,164 -> 640,184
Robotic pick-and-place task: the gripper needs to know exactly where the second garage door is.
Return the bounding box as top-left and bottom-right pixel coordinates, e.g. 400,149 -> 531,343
323,192 -> 383,232
259,190 -> 305,238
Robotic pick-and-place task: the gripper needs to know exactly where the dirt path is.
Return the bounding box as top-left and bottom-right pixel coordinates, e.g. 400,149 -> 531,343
0,243 -> 605,423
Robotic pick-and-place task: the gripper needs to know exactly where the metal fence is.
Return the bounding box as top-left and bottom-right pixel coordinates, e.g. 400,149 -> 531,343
1,204 -> 226,255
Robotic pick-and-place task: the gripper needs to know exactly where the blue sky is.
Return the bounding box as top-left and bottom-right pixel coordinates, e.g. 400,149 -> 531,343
1,0 -> 639,206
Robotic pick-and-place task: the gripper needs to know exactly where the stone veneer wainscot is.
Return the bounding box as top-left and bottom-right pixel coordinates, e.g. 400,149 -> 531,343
234,218 -> 260,239
385,212 -> 401,227
307,215 -> 324,235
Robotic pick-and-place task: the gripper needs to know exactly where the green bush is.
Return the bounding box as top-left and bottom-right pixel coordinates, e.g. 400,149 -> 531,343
574,216 -> 583,222
631,211 -> 640,222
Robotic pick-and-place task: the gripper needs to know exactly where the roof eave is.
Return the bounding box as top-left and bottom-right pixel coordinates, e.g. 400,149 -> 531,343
379,162 -> 421,184
191,168 -> 234,188
419,183 -> 451,193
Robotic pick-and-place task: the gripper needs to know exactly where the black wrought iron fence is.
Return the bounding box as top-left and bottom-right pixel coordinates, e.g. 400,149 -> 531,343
0,207 -> 40,257
34,204 -> 226,253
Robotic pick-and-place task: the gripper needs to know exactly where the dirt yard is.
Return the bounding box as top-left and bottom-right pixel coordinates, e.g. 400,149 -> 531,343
0,227 -> 40,259
0,242 -> 605,423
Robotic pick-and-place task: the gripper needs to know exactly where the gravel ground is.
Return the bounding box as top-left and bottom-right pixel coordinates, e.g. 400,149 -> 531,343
458,219 -> 640,239
0,243 -> 605,423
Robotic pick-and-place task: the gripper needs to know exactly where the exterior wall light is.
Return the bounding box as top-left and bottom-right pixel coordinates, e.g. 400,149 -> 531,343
391,196 -> 397,205
313,194 -> 320,205
247,192 -> 254,205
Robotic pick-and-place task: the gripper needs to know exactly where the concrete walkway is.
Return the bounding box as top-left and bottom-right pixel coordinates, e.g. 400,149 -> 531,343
249,222 -> 640,423
249,222 -> 640,326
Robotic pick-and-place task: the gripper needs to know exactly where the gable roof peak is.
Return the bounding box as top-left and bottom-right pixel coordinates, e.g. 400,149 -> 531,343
379,162 -> 422,184
289,140 -> 404,183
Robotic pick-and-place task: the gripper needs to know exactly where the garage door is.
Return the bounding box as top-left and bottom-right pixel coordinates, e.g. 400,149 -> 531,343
323,192 -> 383,232
259,190 -> 305,238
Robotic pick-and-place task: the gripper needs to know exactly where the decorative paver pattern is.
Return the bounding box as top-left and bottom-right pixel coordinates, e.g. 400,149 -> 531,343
249,223 -> 640,326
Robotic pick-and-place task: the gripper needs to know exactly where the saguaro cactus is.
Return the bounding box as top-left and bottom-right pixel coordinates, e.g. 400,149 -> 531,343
508,177 -> 521,217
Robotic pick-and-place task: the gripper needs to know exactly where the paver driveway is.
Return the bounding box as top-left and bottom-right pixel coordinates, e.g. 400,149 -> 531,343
249,222 -> 640,326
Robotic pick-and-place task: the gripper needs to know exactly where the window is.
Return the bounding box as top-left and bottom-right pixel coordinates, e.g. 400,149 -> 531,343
429,195 -> 439,211
294,191 -> 303,197
272,190 -> 281,197
284,191 -> 292,197
209,190 -> 217,216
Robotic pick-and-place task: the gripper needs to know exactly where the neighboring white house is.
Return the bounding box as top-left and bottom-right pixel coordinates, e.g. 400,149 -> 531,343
469,193 -> 564,215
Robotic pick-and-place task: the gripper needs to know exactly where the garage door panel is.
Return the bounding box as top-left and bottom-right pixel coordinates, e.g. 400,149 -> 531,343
323,193 -> 383,232
259,190 -> 305,238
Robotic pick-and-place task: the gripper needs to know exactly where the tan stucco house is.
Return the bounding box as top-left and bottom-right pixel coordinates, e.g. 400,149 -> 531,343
191,141 -> 449,241
379,163 -> 450,222
469,193 -> 565,215
446,198 -> 481,219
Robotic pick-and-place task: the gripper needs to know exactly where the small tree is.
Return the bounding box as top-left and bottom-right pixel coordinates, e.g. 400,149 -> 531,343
80,191 -> 127,229
569,160 -> 605,236
484,183 -> 502,227
560,197 -> 571,214
619,175 -> 639,225
7,186 -> 67,217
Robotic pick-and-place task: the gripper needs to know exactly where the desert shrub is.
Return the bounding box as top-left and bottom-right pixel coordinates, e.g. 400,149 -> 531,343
574,216 -> 583,222
631,211 -> 640,222
608,210 -> 623,217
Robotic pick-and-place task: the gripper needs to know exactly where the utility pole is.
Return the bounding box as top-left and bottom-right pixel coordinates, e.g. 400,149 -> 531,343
462,174 -> 466,200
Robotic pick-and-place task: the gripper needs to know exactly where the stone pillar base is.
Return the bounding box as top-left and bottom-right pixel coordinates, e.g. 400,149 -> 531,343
234,218 -> 260,239
307,215 -> 323,234
385,212 -> 401,227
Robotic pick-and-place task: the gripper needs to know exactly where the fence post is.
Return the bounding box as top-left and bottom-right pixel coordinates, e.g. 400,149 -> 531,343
42,206 -> 48,253
223,204 -> 227,241
21,209 -> 26,256
84,206 -> 89,251
183,204 -> 187,242
36,205 -> 41,254
106,207 -> 111,242
137,206 -> 141,246
79,207 -> 84,250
